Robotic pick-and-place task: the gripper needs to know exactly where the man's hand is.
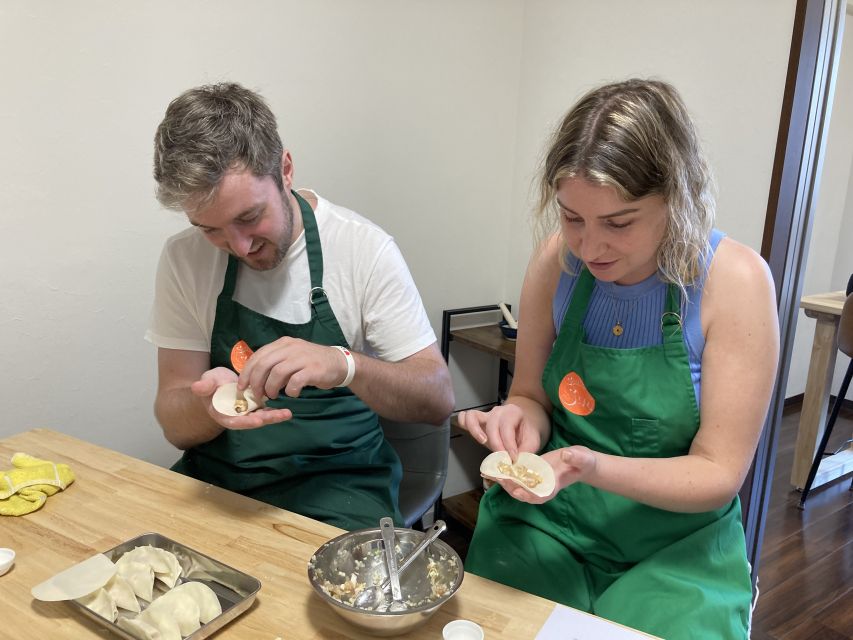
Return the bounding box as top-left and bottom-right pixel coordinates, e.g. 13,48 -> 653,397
192,366 -> 293,429
237,337 -> 348,401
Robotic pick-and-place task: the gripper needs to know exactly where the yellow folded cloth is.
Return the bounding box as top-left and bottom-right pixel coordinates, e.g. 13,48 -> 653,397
0,452 -> 75,516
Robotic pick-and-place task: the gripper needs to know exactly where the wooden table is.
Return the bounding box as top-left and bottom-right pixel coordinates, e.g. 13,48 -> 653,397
0,429 -> 658,639
790,290 -> 853,489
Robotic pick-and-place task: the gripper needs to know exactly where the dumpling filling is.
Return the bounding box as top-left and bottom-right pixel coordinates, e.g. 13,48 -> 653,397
496,461 -> 544,489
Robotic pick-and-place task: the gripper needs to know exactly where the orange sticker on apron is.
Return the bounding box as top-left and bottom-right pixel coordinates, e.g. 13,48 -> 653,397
558,371 -> 595,415
230,340 -> 254,373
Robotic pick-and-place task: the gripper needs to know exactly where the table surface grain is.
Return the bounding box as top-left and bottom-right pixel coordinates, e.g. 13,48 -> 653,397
0,429 -> 579,639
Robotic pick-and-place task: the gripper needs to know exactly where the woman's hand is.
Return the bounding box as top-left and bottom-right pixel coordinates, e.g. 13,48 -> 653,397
495,445 -> 598,504
456,404 -> 542,460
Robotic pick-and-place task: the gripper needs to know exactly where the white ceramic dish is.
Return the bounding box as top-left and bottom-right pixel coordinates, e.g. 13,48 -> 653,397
0,547 -> 16,576
443,619 -> 485,640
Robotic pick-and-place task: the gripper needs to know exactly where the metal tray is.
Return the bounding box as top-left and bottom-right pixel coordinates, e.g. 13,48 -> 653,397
67,532 -> 261,640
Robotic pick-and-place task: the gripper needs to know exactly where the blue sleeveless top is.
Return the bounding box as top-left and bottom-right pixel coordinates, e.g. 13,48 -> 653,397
552,229 -> 725,406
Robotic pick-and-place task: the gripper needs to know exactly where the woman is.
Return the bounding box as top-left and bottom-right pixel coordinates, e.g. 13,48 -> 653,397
457,79 -> 779,639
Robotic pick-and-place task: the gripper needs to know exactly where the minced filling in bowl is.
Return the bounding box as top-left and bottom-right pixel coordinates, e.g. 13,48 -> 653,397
307,526 -> 463,636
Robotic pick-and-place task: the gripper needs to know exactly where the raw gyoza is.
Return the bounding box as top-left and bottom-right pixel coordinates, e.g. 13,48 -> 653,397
104,573 -> 141,612
117,616 -> 160,640
117,545 -> 182,588
75,587 -> 118,622
140,586 -> 201,638
115,559 -> 155,602
117,581 -> 222,640
134,608 -> 182,640
172,581 -> 222,623
480,451 -> 556,497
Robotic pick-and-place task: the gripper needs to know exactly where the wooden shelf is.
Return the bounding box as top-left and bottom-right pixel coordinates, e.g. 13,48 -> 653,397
449,325 -> 516,363
442,488 -> 484,531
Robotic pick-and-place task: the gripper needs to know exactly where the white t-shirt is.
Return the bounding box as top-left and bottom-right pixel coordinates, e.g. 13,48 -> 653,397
145,191 -> 436,362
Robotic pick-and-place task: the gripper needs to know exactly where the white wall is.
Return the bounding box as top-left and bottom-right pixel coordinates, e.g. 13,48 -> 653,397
786,9 -> 853,398
0,0 -> 523,469
0,1 -> 801,497
503,1 -> 797,303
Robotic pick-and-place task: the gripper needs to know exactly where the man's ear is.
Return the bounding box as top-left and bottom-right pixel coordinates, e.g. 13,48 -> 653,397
281,149 -> 294,189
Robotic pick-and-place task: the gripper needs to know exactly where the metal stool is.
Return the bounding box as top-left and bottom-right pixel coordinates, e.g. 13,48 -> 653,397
380,416 -> 450,528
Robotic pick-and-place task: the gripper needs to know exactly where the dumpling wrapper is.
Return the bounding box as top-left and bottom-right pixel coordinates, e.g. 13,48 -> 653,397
480,451 -> 556,498
116,559 -> 155,602
171,581 -> 222,623
211,382 -> 265,417
31,553 -> 116,601
104,573 -> 141,612
141,586 -> 201,637
118,546 -> 182,589
75,587 -> 118,622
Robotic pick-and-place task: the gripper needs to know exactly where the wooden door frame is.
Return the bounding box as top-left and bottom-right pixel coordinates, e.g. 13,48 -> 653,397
744,0 -> 845,580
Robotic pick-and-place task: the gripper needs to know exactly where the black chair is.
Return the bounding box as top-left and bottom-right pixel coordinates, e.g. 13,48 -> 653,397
798,284 -> 853,509
380,417 -> 450,528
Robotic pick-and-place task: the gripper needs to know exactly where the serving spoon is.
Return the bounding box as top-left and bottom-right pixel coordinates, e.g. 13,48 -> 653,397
353,519 -> 447,610
378,517 -> 407,611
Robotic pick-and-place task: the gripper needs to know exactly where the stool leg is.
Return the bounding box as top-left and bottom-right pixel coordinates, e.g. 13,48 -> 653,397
798,360 -> 853,509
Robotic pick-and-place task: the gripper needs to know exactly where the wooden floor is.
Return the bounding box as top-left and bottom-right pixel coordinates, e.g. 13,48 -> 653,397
440,404 -> 853,639
750,405 -> 852,640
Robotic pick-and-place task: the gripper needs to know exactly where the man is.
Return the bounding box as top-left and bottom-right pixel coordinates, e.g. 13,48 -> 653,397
146,82 -> 454,530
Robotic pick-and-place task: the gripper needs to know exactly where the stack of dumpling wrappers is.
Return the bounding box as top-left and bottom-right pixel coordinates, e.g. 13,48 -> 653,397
75,545 -> 222,640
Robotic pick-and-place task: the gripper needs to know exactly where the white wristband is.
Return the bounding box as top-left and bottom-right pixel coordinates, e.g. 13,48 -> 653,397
331,345 -> 356,387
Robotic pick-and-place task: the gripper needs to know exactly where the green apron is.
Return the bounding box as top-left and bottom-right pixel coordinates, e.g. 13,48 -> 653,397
466,269 -> 752,639
172,192 -> 403,531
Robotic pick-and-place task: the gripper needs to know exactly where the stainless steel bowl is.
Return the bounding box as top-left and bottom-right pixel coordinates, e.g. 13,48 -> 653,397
307,525 -> 464,637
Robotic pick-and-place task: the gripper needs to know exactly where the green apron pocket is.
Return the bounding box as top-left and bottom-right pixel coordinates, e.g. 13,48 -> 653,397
630,418 -> 660,456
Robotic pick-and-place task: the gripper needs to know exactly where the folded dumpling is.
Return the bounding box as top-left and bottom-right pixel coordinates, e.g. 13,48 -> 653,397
117,615 -> 163,640
75,587 -> 117,622
138,613 -> 181,640
104,573 -> 141,613
170,581 -> 222,623
116,559 -> 155,602
118,546 -> 182,589
141,586 -> 201,638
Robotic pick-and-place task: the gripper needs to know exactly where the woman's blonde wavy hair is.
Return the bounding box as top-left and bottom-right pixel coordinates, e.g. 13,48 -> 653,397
534,78 -> 715,294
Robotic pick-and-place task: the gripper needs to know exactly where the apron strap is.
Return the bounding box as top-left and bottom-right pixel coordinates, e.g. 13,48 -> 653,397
296,191 -> 324,290
661,283 -> 684,346
293,191 -> 338,327
221,253 -> 240,298
563,267 -> 596,334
